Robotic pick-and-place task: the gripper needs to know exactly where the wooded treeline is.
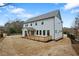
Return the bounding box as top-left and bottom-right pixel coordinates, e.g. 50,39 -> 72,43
0,19 -> 24,35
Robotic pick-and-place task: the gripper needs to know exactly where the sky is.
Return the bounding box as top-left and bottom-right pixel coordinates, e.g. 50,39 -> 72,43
0,3 -> 79,28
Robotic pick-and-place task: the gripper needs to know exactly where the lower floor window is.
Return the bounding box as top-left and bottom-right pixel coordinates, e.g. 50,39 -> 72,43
36,30 -> 38,35
43,30 -> 45,35
47,30 -> 50,36
40,30 -> 42,35
36,30 -> 50,36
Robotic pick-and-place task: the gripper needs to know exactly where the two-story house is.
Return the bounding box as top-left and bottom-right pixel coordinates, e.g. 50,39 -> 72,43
22,10 -> 63,41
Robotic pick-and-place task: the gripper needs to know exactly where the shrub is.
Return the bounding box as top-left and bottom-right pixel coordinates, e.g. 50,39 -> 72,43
67,33 -> 75,39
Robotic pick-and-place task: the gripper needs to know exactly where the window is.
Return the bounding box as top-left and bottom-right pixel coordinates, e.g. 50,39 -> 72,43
37,30 -> 38,35
43,30 -> 45,35
26,24 -> 28,26
40,30 -> 42,35
30,23 -> 32,26
78,23 -> 79,26
41,21 -> 44,25
55,30 -> 57,33
24,24 -> 28,27
59,22 -> 60,24
35,22 -> 37,25
61,21 -> 63,23
47,30 -> 50,36
59,30 -> 62,33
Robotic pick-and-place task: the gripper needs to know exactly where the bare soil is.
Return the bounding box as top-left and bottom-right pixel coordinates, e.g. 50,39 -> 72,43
0,35 -> 78,56
72,44 -> 79,55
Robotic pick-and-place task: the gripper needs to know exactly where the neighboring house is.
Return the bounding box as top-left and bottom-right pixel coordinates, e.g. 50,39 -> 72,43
22,10 -> 63,40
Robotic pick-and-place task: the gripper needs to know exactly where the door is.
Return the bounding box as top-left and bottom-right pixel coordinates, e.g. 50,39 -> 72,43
25,31 -> 27,36
31,31 -> 34,35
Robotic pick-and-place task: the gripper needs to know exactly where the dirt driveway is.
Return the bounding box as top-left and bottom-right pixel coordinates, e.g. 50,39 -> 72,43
0,35 -> 77,56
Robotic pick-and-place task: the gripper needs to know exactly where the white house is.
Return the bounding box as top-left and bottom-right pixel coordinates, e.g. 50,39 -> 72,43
22,10 -> 63,40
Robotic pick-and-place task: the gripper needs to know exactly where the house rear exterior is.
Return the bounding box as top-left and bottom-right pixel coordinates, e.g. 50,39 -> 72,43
22,10 -> 63,41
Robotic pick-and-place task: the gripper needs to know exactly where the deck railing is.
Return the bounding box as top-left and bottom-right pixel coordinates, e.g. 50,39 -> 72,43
26,35 -> 52,42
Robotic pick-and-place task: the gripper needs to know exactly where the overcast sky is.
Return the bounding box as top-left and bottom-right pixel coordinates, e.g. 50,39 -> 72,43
0,3 -> 79,28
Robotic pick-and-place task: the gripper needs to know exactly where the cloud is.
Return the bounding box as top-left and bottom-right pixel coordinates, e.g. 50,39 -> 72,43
11,8 -> 25,14
5,5 -> 34,19
0,3 -> 10,7
71,9 -> 79,13
0,0 -> 79,3
64,3 -> 79,10
0,3 -> 6,6
0,10 -> 2,12
17,13 -> 33,18
62,3 -> 79,14
10,7 -> 34,18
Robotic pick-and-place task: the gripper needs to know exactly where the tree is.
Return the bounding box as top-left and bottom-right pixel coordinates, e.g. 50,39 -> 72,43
71,15 -> 79,40
5,19 -> 24,35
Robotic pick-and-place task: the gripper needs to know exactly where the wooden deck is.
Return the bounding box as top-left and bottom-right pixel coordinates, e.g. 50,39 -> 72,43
26,35 -> 52,42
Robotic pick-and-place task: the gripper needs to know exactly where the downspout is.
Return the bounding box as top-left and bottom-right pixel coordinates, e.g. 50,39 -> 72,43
53,17 -> 55,40
61,20 -> 63,39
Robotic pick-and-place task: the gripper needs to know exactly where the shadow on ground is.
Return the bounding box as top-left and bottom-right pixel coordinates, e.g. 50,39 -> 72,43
70,38 -> 79,55
72,44 -> 79,55
0,38 -> 4,43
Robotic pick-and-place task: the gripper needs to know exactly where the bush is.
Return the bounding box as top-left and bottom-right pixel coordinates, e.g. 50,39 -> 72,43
67,33 -> 75,39
5,20 -> 24,35
0,33 -> 3,38
63,32 -> 67,34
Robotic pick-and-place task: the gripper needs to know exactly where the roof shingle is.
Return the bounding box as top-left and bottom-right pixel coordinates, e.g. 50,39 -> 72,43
26,10 -> 61,23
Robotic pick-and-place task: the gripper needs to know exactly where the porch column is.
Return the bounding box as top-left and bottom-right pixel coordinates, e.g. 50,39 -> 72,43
46,30 -> 47,36
22,29 -> 25,37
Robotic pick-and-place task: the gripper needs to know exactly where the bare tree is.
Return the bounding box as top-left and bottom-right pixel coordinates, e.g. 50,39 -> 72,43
71,15 -> 79,41
5,18 -> 24,35
75,16 -> 79,39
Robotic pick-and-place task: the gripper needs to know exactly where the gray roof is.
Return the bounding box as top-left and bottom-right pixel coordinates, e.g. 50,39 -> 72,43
26,10 -> 62,23
23,27 -> 36,31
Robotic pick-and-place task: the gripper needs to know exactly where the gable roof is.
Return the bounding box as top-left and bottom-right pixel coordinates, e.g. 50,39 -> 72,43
25,10 -> 62,23
23,27 -> 36,31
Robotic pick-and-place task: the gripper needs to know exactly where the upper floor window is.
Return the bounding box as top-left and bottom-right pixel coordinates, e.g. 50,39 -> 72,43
30,23 -> 32,26
55,30 -> 57,33
61,21 -> 63,23
25,24 -> 28,27
26,24 -> 28,26
35,22 -> 37,25
59,30 -> 62,33
78,23 -> 79,26
41,21 -> 44,25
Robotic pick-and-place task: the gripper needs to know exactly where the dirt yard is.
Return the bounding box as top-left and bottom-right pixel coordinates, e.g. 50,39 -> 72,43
72,44 -> 79,55
0,35 -> 78,56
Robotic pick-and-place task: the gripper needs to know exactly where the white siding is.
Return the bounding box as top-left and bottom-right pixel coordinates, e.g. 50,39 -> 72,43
54,17 -> 63,40
23,18 -> 55,39
22,17 -> 63,40
22,28 -> 27,37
